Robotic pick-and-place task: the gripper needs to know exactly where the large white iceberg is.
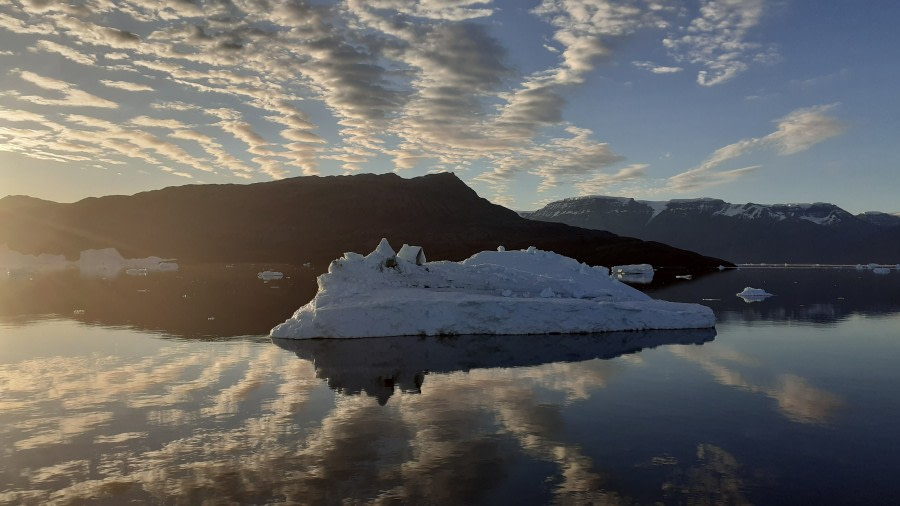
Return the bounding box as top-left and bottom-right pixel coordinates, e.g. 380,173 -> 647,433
270,239 -> 715,339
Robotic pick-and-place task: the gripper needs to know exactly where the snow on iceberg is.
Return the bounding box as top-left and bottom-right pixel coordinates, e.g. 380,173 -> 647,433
737,287 -> 774,303
270,239 -> 715,339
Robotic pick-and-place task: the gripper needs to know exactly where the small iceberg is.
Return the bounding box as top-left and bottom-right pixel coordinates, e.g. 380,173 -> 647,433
258,270 -> 284,280
157,261 -> 179,272
737,287 -> 774,303
1,244 -> 178,278
270,239 -> 715,339
611,264 -> 654,284
612,264 -> 653,275
872,267 -> 890,275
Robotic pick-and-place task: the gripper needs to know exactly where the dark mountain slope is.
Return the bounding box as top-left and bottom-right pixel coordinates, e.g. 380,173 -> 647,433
0,173 -> 730,271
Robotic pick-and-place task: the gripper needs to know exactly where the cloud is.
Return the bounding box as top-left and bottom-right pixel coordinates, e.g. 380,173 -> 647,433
150,101 -> 201,112
667,164 -> 761,192
575,163 -> 648,194
666,105 -> 844,192
0,0 -> 787,203
34,39 -> 96,65
530,126 -> 626,191
100,80 -> 155,92
0,105 -> 49,124
0,10 -> 55,34
12,70 -> 119,108
532,0 -> 659,85
765,104 -> 845,154
663,0 -> 776,86
160,167 -> 194,179
363,0 -> 495,21
632,60 -> 683,74
15,70 -> 73,92
129,115 -> 190,130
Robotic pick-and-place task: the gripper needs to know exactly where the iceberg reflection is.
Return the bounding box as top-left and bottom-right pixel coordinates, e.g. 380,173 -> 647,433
273,328 -> 716,404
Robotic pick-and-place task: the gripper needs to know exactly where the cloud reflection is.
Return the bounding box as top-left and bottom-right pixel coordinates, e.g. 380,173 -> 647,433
670,345 -> 844,424
0,325 -> 723,504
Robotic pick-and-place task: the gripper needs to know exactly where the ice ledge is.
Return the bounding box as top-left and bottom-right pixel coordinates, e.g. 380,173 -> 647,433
270,239 -> 715,339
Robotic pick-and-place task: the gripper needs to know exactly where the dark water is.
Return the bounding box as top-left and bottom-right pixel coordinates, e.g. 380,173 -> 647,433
1,266 -> 899,505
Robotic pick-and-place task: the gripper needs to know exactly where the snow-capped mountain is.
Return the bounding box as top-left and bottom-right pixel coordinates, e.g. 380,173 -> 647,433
528,196 -> 900,263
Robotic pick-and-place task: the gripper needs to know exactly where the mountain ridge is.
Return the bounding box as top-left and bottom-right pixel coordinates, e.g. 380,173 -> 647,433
528,195 -> 900,263
0,173 -> 731,272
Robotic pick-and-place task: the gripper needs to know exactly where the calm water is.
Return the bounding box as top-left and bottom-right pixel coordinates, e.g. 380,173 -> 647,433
1,266 -> 899,505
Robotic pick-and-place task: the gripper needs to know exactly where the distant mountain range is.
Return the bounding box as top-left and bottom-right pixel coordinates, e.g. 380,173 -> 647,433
0,173 -> 730,272
526,196 -> 900,264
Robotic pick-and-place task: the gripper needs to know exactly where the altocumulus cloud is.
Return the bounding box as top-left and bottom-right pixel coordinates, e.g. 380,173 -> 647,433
0,0 -> 837,205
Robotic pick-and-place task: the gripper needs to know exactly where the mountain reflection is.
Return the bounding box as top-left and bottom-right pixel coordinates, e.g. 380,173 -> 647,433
273,329 -> 717,405
0,264 -> 317,338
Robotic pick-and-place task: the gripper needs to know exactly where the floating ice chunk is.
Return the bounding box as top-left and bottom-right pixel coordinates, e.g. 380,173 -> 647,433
718,265 -> 726,271
271,240 -> 715,339
611,264 -> 654,284
675,274 -> 692,280
497,245 -> 505,252
78,248 -> 177,278
5,268 -> 33,280
258,270 -> 284,280
872,267 -> 890,275
737,287 -> 774,303
612,264 -> 654,275
1,245 -> 178,278
737,287 -> 773,297
0,244 -> 69,273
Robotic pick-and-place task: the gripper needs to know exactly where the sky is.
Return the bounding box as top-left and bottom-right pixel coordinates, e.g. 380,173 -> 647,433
0,0 -> 898,214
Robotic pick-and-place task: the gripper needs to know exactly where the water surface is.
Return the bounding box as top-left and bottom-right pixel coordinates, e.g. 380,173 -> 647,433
1,266 -> 898,504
